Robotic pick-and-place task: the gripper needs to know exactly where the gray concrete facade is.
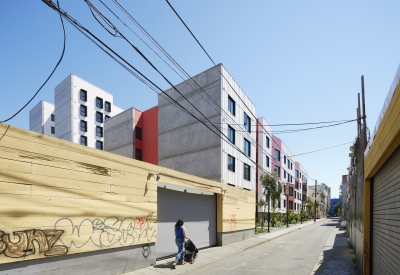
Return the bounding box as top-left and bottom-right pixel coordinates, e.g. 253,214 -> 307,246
0,243 -> 156,275
158,65 -> 223,182
217,229 -> 254,246
104,107 -> 136,158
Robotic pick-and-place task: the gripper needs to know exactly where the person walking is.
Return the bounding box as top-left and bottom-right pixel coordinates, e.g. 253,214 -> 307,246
172,218 -> 188,269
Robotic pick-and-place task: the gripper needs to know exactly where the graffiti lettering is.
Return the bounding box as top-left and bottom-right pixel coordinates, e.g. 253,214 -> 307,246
228,214 -> 237,231
54,216 -> 156,249
0,229 -> 67,258
142,244 -> 151,258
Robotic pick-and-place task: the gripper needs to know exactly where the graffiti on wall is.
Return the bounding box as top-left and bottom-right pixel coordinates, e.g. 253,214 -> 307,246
0,229 -> 67,258
228,214 -> 237,231
54,216 -> 156,249
0,216 -> 155,259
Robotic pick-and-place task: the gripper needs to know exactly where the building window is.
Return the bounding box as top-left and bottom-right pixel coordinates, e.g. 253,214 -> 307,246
244,138 -> 251,157
284,155 -> 286,164
96,97 -> 103,109
228,125 -> 235,144
274,165 -> 280,176
105,101 -> 111,112
96,126 -> 103,137
266,156 -> 270,167
96,141 -> 103,150
289,201 -> 293,210
135,127 -> 142,140
51,114 -> 55,122
302,194 -> 307,201
284,199 -> 286,208
80,136 -> 87,146
243,163 -> 250,181
80,105 -> 87,117
105,115 -> 111,121
296,170 -> 299,178
289,187 -> 293,196
244,112 -> 251,133
135,148 -> 142,161
228,96 -> 235,116
96,111 -> 103,123
295,181 -> 299,189
80,120 -> 87,132
266,136 -> 270,148
228,155 -> 235,172
80,89 -> 87,101
274,149 -> 280,160
303,185 -> 307,191
51,126 -> 55,134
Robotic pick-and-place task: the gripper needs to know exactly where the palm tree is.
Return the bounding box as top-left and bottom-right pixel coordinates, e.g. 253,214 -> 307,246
257,173 -> 282,230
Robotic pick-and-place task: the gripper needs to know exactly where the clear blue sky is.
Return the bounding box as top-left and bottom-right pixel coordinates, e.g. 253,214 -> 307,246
1,0 -> 400,198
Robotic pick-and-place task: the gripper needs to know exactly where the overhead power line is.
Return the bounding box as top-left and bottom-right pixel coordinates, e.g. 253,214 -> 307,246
1,0 -> 66,123
288,141 -> 353,158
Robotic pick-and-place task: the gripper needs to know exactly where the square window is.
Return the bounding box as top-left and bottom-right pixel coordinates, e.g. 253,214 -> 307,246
105,115 -> 111,121
266,156 -> 270,167
135,127 -> 142,140
80,89 -> 87,101
80,120 -> 87,132
96,126 -> 103,137
266,136 -> 270,148
51,126 -> 55,134
243,163 -> 250,181
228,96 -> 235,116
80,105 -> 87,117
51,114 -> 55,122
228,125 -> 235,144
228,155 -> 235,172
274,149 -> 280,160
135,148 -> 142,161
80,136 -> 87,146
96,111 -> 103,123
244,112 -> 251,133
96,140 -> 103,150
105,101 -> 111,112
244,138 -> 251,157
96,97 -> 103,109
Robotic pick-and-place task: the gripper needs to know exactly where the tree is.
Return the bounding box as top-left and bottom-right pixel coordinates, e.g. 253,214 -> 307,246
334,202 -> 342,216
256,173 -> 282,230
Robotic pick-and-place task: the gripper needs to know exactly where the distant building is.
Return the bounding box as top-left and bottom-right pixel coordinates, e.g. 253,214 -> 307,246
29,74 -> 124,150
329,198 -> 340,216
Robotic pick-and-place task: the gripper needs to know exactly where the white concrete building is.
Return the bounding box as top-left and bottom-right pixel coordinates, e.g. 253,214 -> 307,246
29,100 -> 55,136
29,74 -> 123,150
158,64 -> 257,190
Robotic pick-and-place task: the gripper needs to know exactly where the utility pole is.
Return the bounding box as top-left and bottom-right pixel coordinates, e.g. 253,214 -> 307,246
314,180 -> 317,222
267,188 -> 270,233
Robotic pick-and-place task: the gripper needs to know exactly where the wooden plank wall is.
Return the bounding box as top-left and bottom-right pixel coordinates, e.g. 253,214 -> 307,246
0,124 -> 255,265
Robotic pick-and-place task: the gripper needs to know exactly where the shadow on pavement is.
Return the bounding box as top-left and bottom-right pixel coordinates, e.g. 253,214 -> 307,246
314,220 -> 358,275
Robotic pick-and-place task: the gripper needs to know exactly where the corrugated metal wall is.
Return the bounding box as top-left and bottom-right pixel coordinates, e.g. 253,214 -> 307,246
371,146 -> 400,275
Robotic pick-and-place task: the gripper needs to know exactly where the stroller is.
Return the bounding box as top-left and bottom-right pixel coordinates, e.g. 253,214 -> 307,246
184,239 -> 198,264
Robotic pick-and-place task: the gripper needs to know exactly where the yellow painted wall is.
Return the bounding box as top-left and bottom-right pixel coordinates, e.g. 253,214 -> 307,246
0,124 -> 255,264
363,84 -> 400,275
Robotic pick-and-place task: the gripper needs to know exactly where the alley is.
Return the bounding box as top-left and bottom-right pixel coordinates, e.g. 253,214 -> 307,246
131,219 -> 357,275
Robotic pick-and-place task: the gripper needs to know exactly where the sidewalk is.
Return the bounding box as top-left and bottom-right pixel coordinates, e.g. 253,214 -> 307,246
125,218 -> 326,275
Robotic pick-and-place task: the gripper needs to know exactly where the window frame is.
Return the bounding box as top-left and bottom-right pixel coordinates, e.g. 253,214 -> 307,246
80,105 -> 87,117
135,127 -> 142,140
80,136 -> 87,146
51,126 -> 55,134
96,140 -> 103,150
244,112 -> 251,133
96,126 -> 103,137
96,97 -> 103,109
80,89 -> 87,101
228,155 -> 235,172
274,149 -> 280,160
51,114 -> 55,122
96,111 -> 103,123
105,115 -> 111,121
228,96 -> 235,116
244,138 -> 251,157
135,148 -> 142,161
266,156 -> 270,167
243,163 -> 250,181
80,120 -> 87,132
105,101 -> 111,112
228,125 -> 235,144
274,165 -> 280,177
266,136 -> 270,148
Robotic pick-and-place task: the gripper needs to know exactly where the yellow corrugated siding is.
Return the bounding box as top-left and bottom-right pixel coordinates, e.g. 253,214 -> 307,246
0,124 -> 255,264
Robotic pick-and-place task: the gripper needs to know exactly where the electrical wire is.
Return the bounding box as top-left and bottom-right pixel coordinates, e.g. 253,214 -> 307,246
288,141 -> 353,158
1,0 -> 66,123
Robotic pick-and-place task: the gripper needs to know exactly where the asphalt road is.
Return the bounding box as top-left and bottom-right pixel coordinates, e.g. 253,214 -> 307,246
183,219 -> 339,275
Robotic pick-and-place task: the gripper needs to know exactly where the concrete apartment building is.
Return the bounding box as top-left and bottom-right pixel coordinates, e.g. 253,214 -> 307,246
307,184 -> 329,219
29,100 -> 55,136
158,64 -> 257,191
29,74 -> 124,149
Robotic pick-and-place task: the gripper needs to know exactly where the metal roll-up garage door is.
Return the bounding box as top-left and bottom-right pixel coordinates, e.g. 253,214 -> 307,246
372,146 -> 400,275
156,186 -> 217,258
